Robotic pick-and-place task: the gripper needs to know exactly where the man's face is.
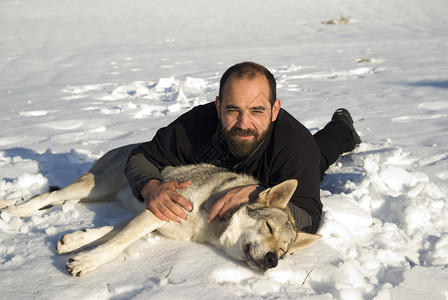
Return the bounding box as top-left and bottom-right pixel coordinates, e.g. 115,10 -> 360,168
215,75 -> 281,158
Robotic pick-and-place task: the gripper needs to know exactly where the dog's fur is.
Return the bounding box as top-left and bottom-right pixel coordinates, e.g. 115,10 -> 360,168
1,144 -> 321,276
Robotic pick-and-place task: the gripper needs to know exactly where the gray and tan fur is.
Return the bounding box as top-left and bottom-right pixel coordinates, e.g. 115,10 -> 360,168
1,144 -> 321,276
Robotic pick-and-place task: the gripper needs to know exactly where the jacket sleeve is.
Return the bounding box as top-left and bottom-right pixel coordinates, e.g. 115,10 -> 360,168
265,111 -> 323,233
125,103 -> 218,201
125,149 -> 162,201
287,145 -> 322,233
273,141 -> 322,233
125,121 -> 189,201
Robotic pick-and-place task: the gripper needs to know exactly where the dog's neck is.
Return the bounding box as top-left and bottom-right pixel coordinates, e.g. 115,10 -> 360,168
209,206 -> 255,262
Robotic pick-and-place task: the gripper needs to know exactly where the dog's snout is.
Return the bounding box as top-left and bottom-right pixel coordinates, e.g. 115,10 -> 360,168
264,252 -> 278,269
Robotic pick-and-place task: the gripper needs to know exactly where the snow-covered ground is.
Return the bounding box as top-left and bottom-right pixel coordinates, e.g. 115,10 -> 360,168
1,0 -> 448,299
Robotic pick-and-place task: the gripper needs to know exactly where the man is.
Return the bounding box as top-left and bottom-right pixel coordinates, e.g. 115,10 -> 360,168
125,62 -> 361,234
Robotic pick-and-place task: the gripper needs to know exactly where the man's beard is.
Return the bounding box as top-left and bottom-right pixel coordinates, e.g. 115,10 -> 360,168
222,126 -> 269,158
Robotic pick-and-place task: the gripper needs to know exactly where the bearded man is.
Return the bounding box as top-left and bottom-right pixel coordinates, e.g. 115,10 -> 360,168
125,62 -> 360,234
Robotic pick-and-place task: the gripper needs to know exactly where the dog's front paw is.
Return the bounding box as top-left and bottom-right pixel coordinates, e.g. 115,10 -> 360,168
58,236 -> 77,254
57,230 -> 89,254
57,226 -> 114,254
66,253 -> 101,276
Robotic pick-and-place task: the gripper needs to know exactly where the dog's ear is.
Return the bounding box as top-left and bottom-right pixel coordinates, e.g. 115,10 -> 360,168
257,179 -> 298,209
289,231 -> 322,253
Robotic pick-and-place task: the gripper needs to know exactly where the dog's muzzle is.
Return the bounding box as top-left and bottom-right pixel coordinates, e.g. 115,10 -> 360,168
244,244 -> 278,271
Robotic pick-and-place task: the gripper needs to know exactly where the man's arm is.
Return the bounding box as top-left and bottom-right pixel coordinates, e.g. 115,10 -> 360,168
274,147 -> 322,233
207,184 -> 262,223
140,179 -> 193,222
125,147 -> 194,222
263,109 -> 322,233
287,202 -> 313,230
125,103 -> 220,222
125,149 -> 162,201
125,116 -> 195,221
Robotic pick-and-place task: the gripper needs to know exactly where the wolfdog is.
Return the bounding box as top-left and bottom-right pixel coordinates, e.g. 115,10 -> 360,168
1,144 -> 321,276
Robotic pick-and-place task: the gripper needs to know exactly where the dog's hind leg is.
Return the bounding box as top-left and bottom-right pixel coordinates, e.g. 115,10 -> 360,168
3,191 -> 53,218
3,172 -> 96,218
3,144 -> 137,218
66,210 -> 165,276
0,199 -> 21,210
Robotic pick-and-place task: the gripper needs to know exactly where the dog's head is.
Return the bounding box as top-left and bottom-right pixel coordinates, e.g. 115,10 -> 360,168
219,179 -> 321,272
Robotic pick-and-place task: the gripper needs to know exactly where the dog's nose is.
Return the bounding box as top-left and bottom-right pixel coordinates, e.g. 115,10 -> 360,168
264,252 -> 278,268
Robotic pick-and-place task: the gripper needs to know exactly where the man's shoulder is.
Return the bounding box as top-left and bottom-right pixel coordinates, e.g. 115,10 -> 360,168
273,108 -> 319,152
171,102 -> 218,140
179,102 -> 217,120
276,108 -> 312,136
170,102 -> 218,130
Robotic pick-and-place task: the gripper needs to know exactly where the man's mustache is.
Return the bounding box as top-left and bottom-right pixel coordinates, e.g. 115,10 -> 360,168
228,127 -> 259,138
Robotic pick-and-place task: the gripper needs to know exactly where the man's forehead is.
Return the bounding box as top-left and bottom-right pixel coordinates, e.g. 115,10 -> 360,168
225,73 -> 268,87
222,75 -> 271,105
224,91 -> 269,104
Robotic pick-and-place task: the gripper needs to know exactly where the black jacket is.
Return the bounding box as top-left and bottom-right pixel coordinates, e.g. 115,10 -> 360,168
125,102 -> 322,233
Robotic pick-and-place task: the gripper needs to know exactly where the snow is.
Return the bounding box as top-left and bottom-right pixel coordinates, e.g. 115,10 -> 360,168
1,0 -> 448,299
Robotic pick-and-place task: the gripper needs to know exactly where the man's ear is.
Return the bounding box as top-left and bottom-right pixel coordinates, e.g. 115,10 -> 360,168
257,179 -> 298,209
215,96 -> 221,119
271,99 -> 281,122
289,231 -> 322,253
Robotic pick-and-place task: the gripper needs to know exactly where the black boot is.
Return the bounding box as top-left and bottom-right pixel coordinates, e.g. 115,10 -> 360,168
331,108 -> 361,151
313,108 -> 361,179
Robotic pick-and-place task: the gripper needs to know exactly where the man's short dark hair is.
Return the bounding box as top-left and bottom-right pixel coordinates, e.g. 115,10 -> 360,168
218,62 -> 277,106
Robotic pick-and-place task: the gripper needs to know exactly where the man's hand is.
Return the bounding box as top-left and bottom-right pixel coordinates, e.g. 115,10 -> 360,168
141,179 -> 193,222
207,184 -> 262,223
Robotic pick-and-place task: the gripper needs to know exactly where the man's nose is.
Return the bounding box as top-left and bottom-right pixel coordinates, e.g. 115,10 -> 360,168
236,112 -> 251,129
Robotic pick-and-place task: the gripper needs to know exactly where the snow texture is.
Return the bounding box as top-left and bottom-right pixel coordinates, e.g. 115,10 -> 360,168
1,0 -> 447,299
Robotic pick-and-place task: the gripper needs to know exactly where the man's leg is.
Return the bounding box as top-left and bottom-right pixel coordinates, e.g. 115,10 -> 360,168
314,108 -> 361,180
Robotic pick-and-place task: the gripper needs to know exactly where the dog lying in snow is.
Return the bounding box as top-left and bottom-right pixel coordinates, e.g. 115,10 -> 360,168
1,144 -> 321,276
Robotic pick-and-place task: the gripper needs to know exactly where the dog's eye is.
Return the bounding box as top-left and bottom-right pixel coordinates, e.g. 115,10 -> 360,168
266,221 -> 273,234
